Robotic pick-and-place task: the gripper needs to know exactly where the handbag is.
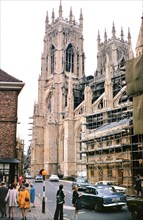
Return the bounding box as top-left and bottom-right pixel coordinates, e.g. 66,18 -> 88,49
25,197 -> 29,202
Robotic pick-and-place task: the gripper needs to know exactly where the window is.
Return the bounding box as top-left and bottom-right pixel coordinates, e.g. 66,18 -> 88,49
65,44 -> 74,72
51,45 -> 55,73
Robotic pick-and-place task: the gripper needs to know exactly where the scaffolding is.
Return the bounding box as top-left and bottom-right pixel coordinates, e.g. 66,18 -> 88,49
77,58 -> 143,195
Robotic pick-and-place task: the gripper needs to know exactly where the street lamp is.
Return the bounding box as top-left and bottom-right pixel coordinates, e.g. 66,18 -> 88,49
40,169 -> 47,213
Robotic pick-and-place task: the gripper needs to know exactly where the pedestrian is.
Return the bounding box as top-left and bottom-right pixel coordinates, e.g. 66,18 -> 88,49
134,175 -> 143,197
5,182 -> 19,220
0,170 -> 3,182
30,184 -> 35,208
0,181 -> 8,218
54,184 -> 65,220
18,175 -> 24,187
71,185 -> 82,220
18,185 -> 30,220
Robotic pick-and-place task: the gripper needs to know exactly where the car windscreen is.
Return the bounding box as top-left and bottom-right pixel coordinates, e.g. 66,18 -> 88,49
76,178 -> 88,183
97,187 -> 116,194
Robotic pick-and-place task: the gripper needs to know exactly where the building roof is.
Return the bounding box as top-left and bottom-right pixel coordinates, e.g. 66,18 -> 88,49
0,69 -> 22,82
0,69 -> 25,91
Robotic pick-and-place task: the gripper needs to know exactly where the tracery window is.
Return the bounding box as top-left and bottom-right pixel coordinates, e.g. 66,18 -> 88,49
65,44 -> 74,72
51,45 -> 55,73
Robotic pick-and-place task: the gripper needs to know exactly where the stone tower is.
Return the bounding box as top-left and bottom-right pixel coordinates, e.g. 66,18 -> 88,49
31,2 -> 85,177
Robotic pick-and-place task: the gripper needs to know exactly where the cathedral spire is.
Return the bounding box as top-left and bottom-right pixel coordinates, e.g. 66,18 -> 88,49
79,8 -> 83,29
112,22 -> 116,39
59,0 -> 63,18
97,30 -> 101,49
52,8 -> 55,23
120,27 -> 124,41
45,11 -> 49,34
69,7 -> 73,23
104,29 -> 107,42
136,16 -> 143,56
128,28 -> 134,59
128,27 -> 131,44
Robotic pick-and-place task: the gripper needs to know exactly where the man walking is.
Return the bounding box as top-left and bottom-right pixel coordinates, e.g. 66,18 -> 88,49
0,182 -> 8,218
134,175 -> 143,197
54,184 -> 65,220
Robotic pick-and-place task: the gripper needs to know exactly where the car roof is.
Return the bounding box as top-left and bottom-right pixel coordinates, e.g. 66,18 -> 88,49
86,185 -> 113,189
97,181 -> 115,183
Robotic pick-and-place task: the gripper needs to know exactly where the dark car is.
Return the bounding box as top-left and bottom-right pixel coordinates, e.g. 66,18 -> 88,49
72,177 -> 90,191
80,185 -> 126,211
126,197 -> 143,220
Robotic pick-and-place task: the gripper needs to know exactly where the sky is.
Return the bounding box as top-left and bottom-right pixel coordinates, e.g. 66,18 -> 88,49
1,0 -> 142,152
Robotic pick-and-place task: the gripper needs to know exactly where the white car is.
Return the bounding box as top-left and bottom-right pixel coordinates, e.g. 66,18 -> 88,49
49,174 -> 59,182
95,181 -> 127,194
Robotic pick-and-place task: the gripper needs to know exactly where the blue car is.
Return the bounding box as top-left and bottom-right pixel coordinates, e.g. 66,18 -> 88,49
80,185 -> 126,211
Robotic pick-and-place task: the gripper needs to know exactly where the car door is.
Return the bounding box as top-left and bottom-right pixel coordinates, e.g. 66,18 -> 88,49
81,187 -> 97,208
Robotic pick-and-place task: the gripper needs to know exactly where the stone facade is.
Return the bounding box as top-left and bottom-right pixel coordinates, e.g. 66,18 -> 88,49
30,2 -> 143,191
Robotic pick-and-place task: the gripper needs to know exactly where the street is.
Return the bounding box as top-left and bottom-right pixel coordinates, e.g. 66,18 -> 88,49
31,179 -> 133,220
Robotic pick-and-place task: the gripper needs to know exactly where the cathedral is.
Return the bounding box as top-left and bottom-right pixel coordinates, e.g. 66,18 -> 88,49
30,2 -> 143,191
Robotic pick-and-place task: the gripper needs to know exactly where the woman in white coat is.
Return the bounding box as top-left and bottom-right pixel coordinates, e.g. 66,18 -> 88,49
5,183 -> 18,220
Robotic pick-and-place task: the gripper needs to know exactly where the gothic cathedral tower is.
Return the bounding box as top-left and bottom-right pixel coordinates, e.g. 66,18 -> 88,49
31,2 -> 85,177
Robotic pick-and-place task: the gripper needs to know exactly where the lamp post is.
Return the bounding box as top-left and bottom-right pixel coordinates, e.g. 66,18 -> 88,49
40,169 -> 47,213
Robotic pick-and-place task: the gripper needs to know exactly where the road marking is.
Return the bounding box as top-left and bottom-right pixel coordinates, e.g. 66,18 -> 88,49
64,205 -> 75,210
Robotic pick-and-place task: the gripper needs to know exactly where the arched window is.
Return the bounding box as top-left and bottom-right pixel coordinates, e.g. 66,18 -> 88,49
65,44 -> 74,72
51,45 -> 55,73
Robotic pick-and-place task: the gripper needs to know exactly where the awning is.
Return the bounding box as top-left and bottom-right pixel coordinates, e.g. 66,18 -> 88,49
0,158 -> 20,163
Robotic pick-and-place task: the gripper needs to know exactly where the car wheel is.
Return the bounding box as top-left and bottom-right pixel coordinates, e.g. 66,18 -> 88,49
94,203 -> 100,212
131,208 -> 138,220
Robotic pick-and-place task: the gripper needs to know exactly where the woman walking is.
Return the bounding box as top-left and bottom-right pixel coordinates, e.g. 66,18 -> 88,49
18,185 -> 30,220
71,185 -> 82,220
5,182 -> 18,220
30,184 -> 35,208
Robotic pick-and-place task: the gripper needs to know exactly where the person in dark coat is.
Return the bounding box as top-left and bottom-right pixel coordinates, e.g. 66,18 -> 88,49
0,182 -> 8,218
71,185 -> 82,220
135,175 -> 143,197
54,184 -> 65,220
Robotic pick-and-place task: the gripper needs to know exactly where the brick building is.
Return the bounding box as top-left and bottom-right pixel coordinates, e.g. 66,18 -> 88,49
0,69 -> 24,184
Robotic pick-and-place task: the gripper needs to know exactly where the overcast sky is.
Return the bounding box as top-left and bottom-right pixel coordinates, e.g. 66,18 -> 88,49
1,0 -> 142,152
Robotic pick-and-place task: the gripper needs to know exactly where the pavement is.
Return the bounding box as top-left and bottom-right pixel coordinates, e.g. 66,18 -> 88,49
0,195 -> 70,220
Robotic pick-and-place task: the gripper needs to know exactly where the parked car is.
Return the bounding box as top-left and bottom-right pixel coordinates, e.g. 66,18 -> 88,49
80,185 -> 126,211
49,174 -> 59,182
95,181 -> 127,194
72,177 -> 90,191
126,196 -> 143,220
25,174 -> 32,179
35,174 -> 43,182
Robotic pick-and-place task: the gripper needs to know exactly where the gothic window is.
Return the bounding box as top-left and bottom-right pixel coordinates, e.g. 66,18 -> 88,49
77,53 -> 79,76
47,93 -> 52,113
51,45 -> 55,74
46,56 -> 48,71
82,53 -> 85,73
65,44 -> 74,72
119,57 -> 125,68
